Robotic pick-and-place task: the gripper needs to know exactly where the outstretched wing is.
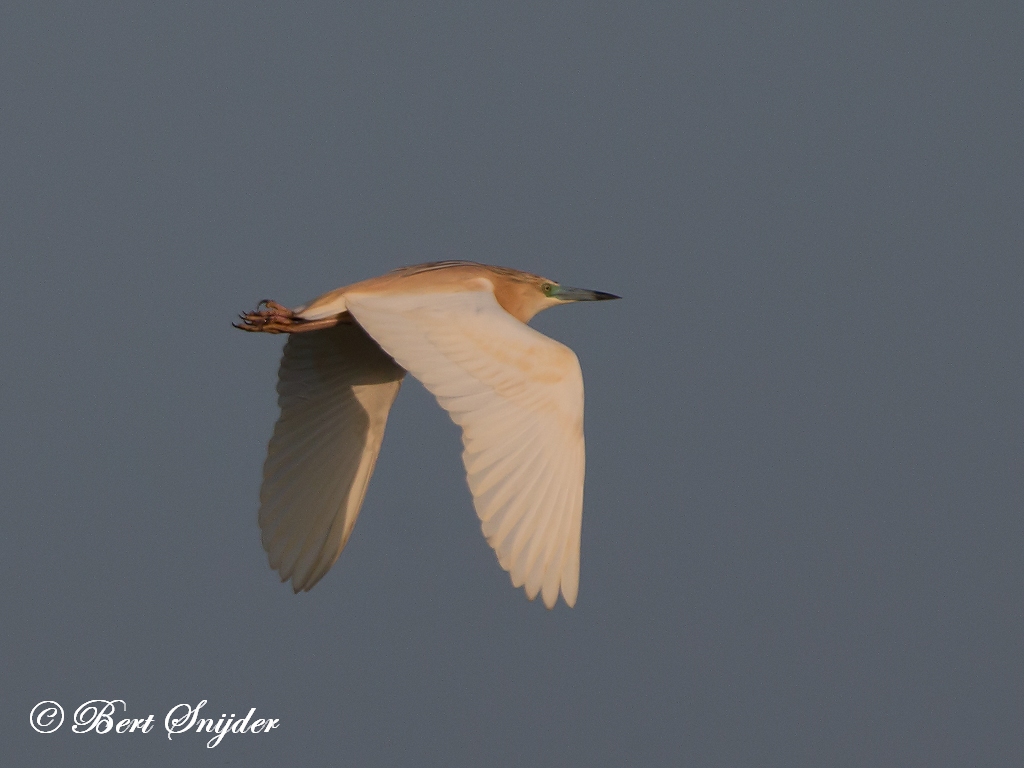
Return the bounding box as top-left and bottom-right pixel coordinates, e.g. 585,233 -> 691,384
259,323 -> 405,592
346,288 -> 586,608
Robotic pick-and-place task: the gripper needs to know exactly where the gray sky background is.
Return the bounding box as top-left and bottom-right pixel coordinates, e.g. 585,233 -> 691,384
2,3 -> 1022,766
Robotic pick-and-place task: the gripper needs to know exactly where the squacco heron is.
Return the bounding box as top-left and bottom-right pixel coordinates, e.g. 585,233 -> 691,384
236,261 -> 619,608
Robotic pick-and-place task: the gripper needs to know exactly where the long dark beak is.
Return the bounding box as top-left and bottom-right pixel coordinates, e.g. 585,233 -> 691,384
553,286 -> 621,301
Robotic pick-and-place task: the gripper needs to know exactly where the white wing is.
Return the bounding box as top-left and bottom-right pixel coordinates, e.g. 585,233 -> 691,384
259,323 -> 405,592
346,289 -> 586,608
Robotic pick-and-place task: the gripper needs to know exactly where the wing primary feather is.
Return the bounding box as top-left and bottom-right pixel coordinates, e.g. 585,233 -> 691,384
521,457 -> 574,602
471,442 -> 546,516
260,431 -> 359,549
544,475 -> 581,607
494,453 -> 559,577
548,444 -> 589,602
462,416 -> 546,487
478,441 -> 550,540
560,479 -> 584,607
263,397 -> 364,475
302,424 -> 390,590
507,453 -> 565,595
261,404 -> 362,493
285,459 -> 358,589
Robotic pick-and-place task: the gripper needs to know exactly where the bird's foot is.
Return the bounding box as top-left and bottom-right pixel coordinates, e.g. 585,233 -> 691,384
234,300 -> 346,334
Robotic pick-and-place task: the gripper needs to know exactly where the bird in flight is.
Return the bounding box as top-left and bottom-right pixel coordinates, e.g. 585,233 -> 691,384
236,261 -> 618,608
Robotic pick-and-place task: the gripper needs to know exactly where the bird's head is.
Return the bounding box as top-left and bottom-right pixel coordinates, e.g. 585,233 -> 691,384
488,267 -> 619,323
538,280 -> 620,305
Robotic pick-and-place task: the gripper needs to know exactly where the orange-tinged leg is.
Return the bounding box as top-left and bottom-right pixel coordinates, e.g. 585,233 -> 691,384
234,300 -> 350,334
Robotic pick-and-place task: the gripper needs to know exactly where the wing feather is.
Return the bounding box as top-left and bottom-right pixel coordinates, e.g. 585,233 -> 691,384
523,457 -> 573,592
257,323 -> 404,592
544,470 -> 582,606
346,289 -> 585,608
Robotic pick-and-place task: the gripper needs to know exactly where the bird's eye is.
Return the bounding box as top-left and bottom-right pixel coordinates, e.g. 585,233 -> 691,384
542,283 -> 554,296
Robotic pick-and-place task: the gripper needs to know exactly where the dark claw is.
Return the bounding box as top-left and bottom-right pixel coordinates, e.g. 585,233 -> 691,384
234,298 -> 310,333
